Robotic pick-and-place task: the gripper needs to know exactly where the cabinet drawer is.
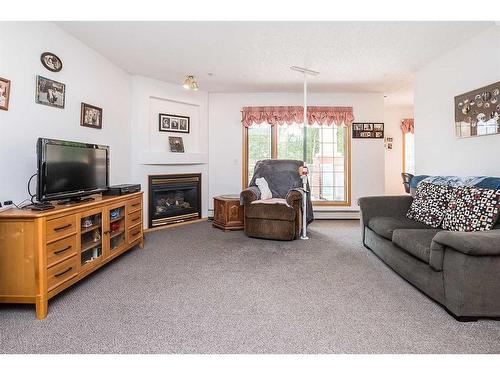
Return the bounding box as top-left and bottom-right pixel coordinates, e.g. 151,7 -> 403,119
46,235 -> 77,267
127,210 -> 142,228
128,224 -> 142,244
47,255 -> 78,292
127,197 -> 142,213
46,215 -> 77,243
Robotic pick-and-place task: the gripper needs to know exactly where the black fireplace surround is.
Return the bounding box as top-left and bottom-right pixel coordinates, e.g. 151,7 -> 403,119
148,174 -> 201,228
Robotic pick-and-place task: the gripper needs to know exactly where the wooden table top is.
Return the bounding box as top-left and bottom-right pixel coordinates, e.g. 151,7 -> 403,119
0,192 -> 143,219
214,194 -> 240,201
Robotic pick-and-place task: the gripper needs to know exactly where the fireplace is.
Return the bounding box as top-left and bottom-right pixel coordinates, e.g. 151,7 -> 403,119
148,174 -> 201,228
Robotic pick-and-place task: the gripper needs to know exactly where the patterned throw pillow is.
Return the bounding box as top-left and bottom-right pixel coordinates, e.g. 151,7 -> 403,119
442,186 -> 500,231
406,182 -> 452,227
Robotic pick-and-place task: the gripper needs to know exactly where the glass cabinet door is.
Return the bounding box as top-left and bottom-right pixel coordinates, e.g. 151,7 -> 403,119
108,204 -> 126,254
80,210 -> 103,270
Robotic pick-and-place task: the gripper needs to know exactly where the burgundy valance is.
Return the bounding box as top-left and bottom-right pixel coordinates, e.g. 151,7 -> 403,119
241,106 -> 354,128
401,118 -> 414,134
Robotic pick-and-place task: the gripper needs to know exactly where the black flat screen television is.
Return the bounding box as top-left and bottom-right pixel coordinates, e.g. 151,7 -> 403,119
37,138 -> 109,202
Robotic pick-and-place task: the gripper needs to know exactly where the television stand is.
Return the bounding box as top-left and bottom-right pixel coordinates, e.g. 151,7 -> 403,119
0,192 -> 144,319
57,196 -> 95,205
26,202 -> 55,211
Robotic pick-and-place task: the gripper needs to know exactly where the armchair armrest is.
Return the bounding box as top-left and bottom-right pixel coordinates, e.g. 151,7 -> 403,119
240,186 -> 261,205
432,229 -> 500,256
358,195 -> 413,227
286,189 -> 303,206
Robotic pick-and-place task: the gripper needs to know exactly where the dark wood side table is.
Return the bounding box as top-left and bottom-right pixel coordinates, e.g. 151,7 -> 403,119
213,194 -> 244,231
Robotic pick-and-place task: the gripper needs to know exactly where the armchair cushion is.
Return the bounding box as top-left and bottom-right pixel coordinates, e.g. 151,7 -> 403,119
251,198 -> 289,205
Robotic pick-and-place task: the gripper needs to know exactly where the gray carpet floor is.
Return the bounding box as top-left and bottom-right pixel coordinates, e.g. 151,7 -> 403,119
1,220 -> 499,354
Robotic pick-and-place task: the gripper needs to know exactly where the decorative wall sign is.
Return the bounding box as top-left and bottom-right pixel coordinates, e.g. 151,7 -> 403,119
169,136 -> 185,153
40,52 -> 63,72
159,113 -> 190,133
352,122 -> 384,139
35,75 -> 65,109
455,81 -> 500,138
0,77 -> 11,111
80,102 -> 103,129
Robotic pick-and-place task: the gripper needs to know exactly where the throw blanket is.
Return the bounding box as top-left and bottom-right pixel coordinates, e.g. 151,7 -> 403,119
410,175 -> 500,190
248,159 -> 314,224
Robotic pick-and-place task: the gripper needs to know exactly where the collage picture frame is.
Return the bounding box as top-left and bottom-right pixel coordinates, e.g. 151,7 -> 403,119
352,122 -> 384,139
159,113 -> 190,133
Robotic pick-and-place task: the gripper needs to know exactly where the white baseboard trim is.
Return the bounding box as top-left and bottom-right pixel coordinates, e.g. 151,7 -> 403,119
207,209 -> 359,220
314,210 -> 360,220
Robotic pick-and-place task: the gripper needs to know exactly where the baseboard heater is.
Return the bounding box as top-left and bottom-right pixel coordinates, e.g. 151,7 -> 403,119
207,209 -> 359,220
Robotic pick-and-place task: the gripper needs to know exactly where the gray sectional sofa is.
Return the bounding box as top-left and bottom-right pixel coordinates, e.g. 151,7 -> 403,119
359,195 -> 500,321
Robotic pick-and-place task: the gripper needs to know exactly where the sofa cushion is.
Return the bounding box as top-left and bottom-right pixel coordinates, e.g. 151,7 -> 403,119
406,182 -> 452,227
442,186 -> 500,232
245,201 -> 295,221
392,229 -> 442,264
367,216 -> 432,241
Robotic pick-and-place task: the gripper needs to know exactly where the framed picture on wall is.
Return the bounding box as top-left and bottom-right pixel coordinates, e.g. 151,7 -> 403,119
352,122 -> 384,139
80,102 -> 103,129
454,81 -> 500,138
159,113 -> 190,133
35,75 -> 65,109
0,77 -> 11,111
40,52 -> 63,72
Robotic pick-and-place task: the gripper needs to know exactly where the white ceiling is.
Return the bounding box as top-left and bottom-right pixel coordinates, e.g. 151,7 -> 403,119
57,21 -> 494,106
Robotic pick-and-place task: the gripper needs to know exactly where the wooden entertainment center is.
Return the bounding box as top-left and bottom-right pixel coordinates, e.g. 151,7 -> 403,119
0,192 -> 144,319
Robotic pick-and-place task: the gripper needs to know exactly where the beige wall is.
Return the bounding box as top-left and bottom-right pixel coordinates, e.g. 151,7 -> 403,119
384,105 -> 414,195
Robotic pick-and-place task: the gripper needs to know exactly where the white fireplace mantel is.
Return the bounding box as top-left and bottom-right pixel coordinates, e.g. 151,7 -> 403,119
139,151 -> 208,165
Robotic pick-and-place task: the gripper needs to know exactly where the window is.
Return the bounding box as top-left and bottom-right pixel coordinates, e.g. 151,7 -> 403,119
403,132 -> 415,175
243,122 -> 350,205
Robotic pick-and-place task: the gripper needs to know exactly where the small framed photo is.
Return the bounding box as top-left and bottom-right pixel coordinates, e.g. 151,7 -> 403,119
374,123 -> 384,132
360,131 -> 372,138
0,77 -> 11,111
159,113 -> 190,133
80,102 -> 103,129
387,143 -> 393,150
169,136 -> 185,153
386,137 -> 393,142
374,131 -> 384,138
40,52 -> 63,72
363,123 -> 374,131
35,75 -> 65,109
353,123 -> 363,131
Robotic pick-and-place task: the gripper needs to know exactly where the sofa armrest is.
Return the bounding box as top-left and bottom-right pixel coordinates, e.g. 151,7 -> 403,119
358,195 -> 413,227
432,230 -> 500,256
429,240 -> 445,271
240,186 -> 261,205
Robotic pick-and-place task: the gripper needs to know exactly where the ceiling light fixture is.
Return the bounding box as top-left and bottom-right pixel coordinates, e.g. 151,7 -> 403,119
182,75 -> 199,91
290,66 -> 320,76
